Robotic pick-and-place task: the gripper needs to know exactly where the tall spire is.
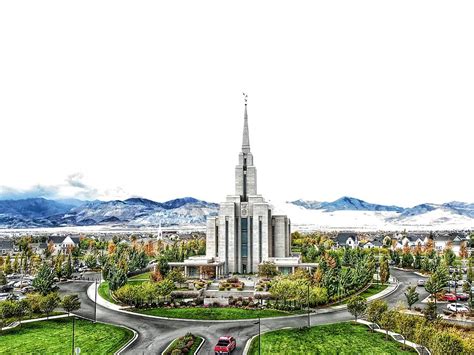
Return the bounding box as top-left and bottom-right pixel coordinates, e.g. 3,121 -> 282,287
242,93 -> 250,153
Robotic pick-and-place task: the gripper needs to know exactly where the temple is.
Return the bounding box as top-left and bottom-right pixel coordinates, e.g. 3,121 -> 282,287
170,98 -> 315,278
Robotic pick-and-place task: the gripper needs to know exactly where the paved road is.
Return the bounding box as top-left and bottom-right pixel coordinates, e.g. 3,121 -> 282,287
59,268 -> 422,355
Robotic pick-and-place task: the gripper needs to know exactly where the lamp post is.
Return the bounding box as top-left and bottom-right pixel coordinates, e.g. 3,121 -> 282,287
253,317 -> 261,355
94,279 -> 98,322
307,283 -> 310,328
71,316 -> 75,355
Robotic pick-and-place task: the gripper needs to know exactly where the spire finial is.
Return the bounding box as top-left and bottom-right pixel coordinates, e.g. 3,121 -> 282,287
242,92 -> 250,153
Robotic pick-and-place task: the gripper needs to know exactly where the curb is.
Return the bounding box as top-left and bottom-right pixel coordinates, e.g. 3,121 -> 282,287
69,313 -> 138,355
89,281 -> 399,324
161,336 -> 205,355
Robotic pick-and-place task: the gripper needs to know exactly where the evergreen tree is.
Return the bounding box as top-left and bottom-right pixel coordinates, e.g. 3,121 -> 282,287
3,255 -> 12,275
33,263 -> 55,295
0,271 -> 6,285
13,255 -> 19,273
404,285 -> 419,310
64,254 -> 73,279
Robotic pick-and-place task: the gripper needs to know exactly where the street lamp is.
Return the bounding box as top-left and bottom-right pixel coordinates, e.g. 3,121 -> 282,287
71,316 -> 76,355
307,283 -> 310,328
253,317 -> 261,355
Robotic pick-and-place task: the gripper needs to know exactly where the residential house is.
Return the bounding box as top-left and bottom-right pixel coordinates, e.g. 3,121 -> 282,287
0,240 -> 17,256
48,236 -> 80,254
335,232 -> 358,249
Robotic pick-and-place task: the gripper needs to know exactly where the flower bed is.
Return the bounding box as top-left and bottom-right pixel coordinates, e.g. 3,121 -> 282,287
219,277 -> 244,291
163,333 -> 203,355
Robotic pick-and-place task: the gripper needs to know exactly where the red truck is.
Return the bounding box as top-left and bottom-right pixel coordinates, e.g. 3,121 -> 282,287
214,336 -> 236,354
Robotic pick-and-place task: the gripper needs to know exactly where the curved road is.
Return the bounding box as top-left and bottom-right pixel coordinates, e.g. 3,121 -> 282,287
59,268 -> 422,354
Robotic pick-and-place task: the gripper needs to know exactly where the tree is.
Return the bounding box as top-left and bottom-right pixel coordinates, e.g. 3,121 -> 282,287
4,254 -> 12,275
61,295 -> 81,316
13,255 -> 19,273
366,299 -> 388,325
33,263 -> 56,295
258,261 -> 279,278
423,301 -> 438,322
459,242 -> 468,260
108,266 -> 127,292
404,285 -> 419,310
0,271 -> 6,286
379,255 -> 390,284
84,253 -> 97,269
40,292 -> 61,318
347,295 -> 367,321
443,248 -> 456,267
380,309 -> 397,339
64,254 -> 74,279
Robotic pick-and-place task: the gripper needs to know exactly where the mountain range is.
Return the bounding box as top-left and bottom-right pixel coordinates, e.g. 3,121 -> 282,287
0,196 -> 473,230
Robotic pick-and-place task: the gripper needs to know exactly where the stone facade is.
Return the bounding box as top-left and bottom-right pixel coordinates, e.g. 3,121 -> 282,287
205,103 -> 292,274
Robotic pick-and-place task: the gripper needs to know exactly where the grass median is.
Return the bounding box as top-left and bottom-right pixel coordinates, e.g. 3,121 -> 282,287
133,307 -> 301,320
248,322 -> 415,354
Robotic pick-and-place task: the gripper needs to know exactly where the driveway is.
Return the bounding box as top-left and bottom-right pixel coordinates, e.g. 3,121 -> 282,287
59,268 -> 424,354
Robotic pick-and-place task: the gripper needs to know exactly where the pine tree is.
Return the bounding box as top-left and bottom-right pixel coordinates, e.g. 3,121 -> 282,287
404,285 -> 419,310
4,254 -> 13,275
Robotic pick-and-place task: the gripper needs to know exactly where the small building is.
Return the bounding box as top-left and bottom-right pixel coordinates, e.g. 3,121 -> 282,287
0,240 -> 16,255
335,232 -> 358,249
48,236 -> 80,254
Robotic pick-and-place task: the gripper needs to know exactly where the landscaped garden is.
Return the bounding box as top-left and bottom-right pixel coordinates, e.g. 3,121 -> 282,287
133,306 -> 298,320
248,322 -> 416,354
0,318 -> 133,354
163,333 -> 203,355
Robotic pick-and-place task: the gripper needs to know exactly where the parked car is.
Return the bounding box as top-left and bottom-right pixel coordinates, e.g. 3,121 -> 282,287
0,284 -> 14,292
456,293 -> 469,301
442,293 -> 457,302
214,336 -> 236,354
20,286 -> 35,294
0,292 -> 10,301
417,279 -> 425,287
447,303 -> 469,313
13,280 -> 31,288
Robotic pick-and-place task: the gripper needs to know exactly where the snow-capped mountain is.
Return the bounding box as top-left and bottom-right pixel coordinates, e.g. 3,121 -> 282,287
284,197 -> 474,231
0,197 -> 218,229
0,196 -> 473,230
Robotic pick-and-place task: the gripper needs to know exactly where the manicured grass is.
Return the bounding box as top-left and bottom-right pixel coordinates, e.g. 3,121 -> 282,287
98,281 -> 116,304
0,318 -> 133,354
128,272 -> 151,280
133,307 -> 299,320
359,283 -> 388,299
248,322 -> 415,354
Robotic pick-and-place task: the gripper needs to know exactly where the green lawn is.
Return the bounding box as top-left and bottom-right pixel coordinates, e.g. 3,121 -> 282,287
128,272 -> 151,280
248,322 -> 415,354
98,281 -> 116,304
359,283 -> 388,299
133,307 -> 299,320
0,318 -> 133,354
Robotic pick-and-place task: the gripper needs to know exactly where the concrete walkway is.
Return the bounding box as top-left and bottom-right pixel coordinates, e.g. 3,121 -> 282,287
1,314 -> 69,331
356,319 -> 431,355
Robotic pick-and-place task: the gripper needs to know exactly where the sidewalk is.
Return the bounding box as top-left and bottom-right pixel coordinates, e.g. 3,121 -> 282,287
1,314 -> 69,331
87,281 -> 125,311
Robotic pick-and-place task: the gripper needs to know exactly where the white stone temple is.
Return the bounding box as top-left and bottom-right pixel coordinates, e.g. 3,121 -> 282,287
170,98 -> 315,278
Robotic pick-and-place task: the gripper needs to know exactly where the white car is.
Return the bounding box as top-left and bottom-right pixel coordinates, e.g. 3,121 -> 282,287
13,280 -> 31,288
447,303 -> 469,313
